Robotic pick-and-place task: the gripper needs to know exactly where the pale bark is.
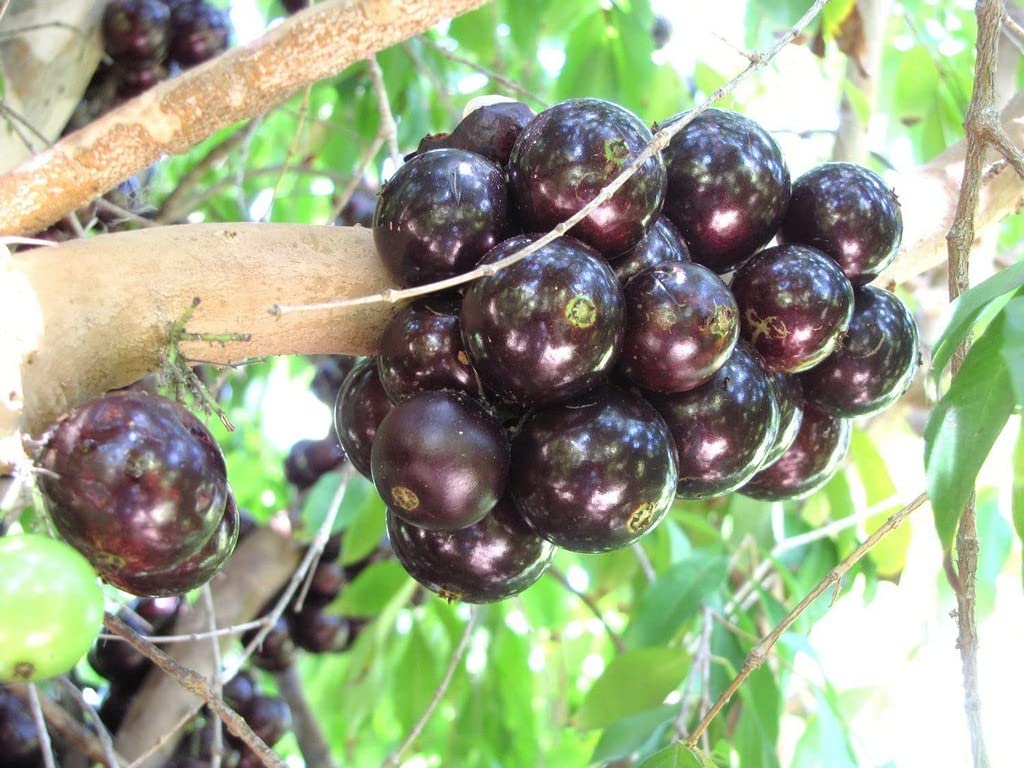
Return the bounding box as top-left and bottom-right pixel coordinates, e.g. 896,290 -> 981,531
832,0 -> 891,163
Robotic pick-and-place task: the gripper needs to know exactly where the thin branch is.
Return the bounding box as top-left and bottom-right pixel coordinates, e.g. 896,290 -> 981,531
125,710 -> 197,768
326,133 -> 384,224
632,542 -> 657,583
263,85 -> 314,222
367,56 -> 403,170
273,666 -> 339,768
673,606 -> 714,740
981,120 -> 1024,180
56,677 -> 121,768
684,492 -> 928,747
157,125 -> 252,223
548,567 -> 627,653
9,685 -> 118,767
97,618 -> 268,645
272,0 -> 830,318
27,684 -> 56,768
402,40 -> 459,124
697,605 -> 713,753
383,609 -> 478,767
202,586 -> 225,768
102,614 -> 286,768
419,36 -> 548,107
1004,13 -> 1024,45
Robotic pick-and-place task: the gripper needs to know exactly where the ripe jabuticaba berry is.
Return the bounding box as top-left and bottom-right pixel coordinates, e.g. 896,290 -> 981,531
508,98 -> 666,257
371,391 -> 509,531
288,608 -> 352,653
334,358 -> 393,478
511,386 -> 677,553
222,670 -> 257,718
781,162 -> 902,285
762,373 -> 804,468
619,261 -> 738,393
801,286 -> 920,417
243,617 -> 295,672
0,686 -> 42,767
284,435 -> 345,489
169,2 -> 232,67
373,149 -> 511,287
610,215 -> 691,286
741,405 -> 851,500
116,62 -> 169,98
413,101 -> 535,166
461,235 -> 624,407
647,342 -> 780,499
388,494 -> 554,602
661,108 -> 790,273
102,0 -> 171,64
310,355 -> 357,406
730,244 -> 854,373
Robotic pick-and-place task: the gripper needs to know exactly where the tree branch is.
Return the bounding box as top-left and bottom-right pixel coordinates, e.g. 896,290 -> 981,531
272,666 -> 339,768
0,0 -> 488,235
9,684 -> 121,767
684,492 -> 928,747
832,0 -> 891,163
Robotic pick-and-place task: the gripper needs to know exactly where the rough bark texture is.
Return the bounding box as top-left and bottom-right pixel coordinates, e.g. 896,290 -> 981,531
0,0 -> 487,236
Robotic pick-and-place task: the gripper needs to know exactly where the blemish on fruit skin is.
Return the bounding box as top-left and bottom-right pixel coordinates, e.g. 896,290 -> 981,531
626,501 -> 656,533
437,588 -> 463,603
704,303 -> 737,338
13,661 -> 34,680
391,486 -> 420,511
566,295 -> 597,328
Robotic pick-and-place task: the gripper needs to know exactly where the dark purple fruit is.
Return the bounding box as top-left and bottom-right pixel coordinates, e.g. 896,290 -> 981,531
661,108 -> 790,273
762,373 -> 804,468
388,494 -> 554,602
782,162 -> 902,285
322,532 -> 343,561
133,595 -> 182,631
619,261 -> 738,393
334,358 -> 393,478
742,406 -> 851,500
111,491 -> 239,596
730,244 -> 854,373
310,355 -> 357,406
238,695 -> 291,748
242,617 -> 295,672
0,686 -> 42,768
416,102 -> 535,165
370,391 -> 509,531
169,2 -> 232,67
88,608 -> 153,687
652,15 -> 672,48
511,386 -> 677,552
307,560 -> 344,604
461,235 -> 624,406
222,670 -> 257,717
281,0 -> 309,12
283,436 -> 345,489
509,98 -> 666,257
335,188 -> 376,228
373,149 -> 511,287
288,608 -> 352,653
102,0 -> 171,64
801,286 -> 919,417
610,216 -> 690,285
38,391 -> 228,583
99,683 -> 133,733
647,342 -> 780,499
116,62 -> 168,98
377,297 -> 479,404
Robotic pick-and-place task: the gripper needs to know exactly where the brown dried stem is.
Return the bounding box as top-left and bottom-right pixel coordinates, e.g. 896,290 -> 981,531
367,56 -> 403,170
418,35 -> 548,107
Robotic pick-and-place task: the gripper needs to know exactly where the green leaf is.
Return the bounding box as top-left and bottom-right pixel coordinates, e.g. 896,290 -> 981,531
841,79 -> 871,127
850,430 -> 910,577
931,261 -> 1024,382
1014,425 -> 1024,588
331,560 -> 413,617
999,295 -> 1024,404
339,485 -> 386,565
974,489 -> 1012,616
925,312 -> 1015,551
636,744 -> 718,768
625,554 -> 728,648
821,0 -> 857,39
576,647 -> 689,730
791,691 -> 858,768
590,705 -> 676,764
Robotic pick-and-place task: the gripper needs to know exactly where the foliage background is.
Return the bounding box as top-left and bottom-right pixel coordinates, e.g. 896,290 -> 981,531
85,0 -> 1024,765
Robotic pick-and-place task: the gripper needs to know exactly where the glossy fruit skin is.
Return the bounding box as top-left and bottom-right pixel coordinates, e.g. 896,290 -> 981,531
762,373 -> 804,468
169,2 -> 232,67
243,617 -> 295,672
661,108 -> 790,273
373,149 -> 511,287
335,188 -> 376,227
310,355 -> 356,406
461,235 -> 625,406
307,561 -> 344,604
371,391 -> 509,531
112,491 -> 239,596
415,102 -> 535,165
801,286 -> 920,417
388,494 -> 554,602
281,0 -> 309,12
284,436 -> 345,489
377,297 -> 479,404
222,670 -> 257,717
730,244 -> 854,373
334,358 -> 393,478
0,687 -> 41,768
620,261 -> 738,393
610,216 -> 690,285
0,535 -> 104,682
116,62 -> 168,98
647,343 -> 780,499
782,162 -> 902,285
742,406 -> 851,500
89,612 -> 151,687
511,386 -> 678,552
39,391 -> 228,579
288,609 -> 352,653
509,98 -> 666,257
102,0 -> 171,64
238,695 -> 291,749
134,595 -> 182,630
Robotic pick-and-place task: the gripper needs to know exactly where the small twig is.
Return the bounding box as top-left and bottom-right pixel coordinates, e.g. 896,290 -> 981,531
263,85 -> 314,222
673,607 -> 714,740
93,198 -> 158,228
1004,13 -> 1024,45
273,0 -> 828,318
697,606 -> 713,752
981,120 -> 1024,181
27,684 -> 57,768
9,685 -> 118,767
273,666 -> 339,768
402,40 -> 459,124
632,542 -> 657,583
548,567 -> 626,653
201,586 -> 225,768
125,710 -> 196,768
326,133 -> 384,224
367,56 -> 403,170
383,609 -> 478,767
684,492 -> 928,747
103,614 -> 286,768
158,125 -> 252,223
419,36 -> 548,107
56,677 -> 121,768
235,116 -> 265,219
97,618 -> 268,645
